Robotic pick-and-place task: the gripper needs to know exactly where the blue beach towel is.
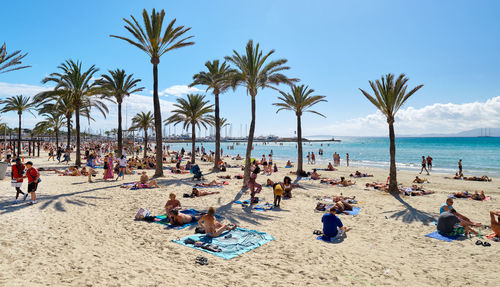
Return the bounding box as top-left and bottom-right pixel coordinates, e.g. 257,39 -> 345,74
425,230 -> 463,242
345,207 -> 361,216
173,227 -> 274,259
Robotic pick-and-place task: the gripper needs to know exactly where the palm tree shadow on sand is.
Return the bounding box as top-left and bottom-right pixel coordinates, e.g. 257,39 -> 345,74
381,194 -> 438,225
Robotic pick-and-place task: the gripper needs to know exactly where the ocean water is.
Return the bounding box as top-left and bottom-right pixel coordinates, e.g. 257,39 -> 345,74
163,137 -> 500,176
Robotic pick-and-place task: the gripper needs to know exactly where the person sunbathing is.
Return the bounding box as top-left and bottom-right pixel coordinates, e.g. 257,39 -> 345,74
165,193 -> 181,218
472,190 -> 486,201
333,194 -> 356,202
198,207 -> 237,237
490,211 -> 500,239
350,171 -> 373,178
195,180 -> 227,187
463,175 -> 492,182
321,178 -> 341,185
365,182 -> 387,190
191,187 -> 220,197
413,176 -> 428,184
55,166 -> 81,176
327,162 -> 336,171
134,172 -> 159,189
217,175 -> 231,179
405,185 -> 435,196
169,209 -> 202,226
80,167 -> 90,176
310,169 -> 321,180
452,191 -> 471,198
334,199 -> 354,214
339,177 -> 355,187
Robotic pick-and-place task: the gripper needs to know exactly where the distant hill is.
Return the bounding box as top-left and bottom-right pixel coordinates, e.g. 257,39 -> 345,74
401,128 -> 500,138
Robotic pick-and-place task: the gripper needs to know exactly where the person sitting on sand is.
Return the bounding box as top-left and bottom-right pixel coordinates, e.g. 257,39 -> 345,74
134,171 -> 159,189
283,176 -> 294,199
437,209 -> 478,236
339,177 -> 355,187
440,198 -> 482,227
198,207 -> 237,237
169,209 -> 202,226
266,178 -> 274,187
327,162 -> 335,171
472,190 -> 486,201
235,154 -> 242,160
490,211 -> 500,240
310,169 -> 321,180
321,207 -> 351,241
165,193 -> 181,218
191,187 -> 220,197
413,176 -> 428,184
285,160 -> 292,167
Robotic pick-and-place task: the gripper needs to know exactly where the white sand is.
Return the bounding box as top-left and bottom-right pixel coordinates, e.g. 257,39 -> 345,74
0,155 -> 499,286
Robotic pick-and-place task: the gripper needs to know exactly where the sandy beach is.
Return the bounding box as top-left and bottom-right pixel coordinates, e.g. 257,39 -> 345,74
0,155 -> 498,287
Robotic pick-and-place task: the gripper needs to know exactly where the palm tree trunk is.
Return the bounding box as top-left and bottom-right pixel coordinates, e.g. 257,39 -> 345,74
191,123 -> 196,164
75,108 -> 81,167
17,113 -> 21,157
66,115 -> 71,148
152,63 -> 163,177
143,129 -> 148,159
243,95 -> 257,185
388,122 -> 398,194
213,93 -> 221,171
117,101 -> 123,157
296,114 -> 303,174
55,128 -> 59,148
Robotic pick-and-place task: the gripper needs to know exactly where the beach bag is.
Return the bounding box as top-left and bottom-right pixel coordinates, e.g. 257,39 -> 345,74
135,208 -> 151,220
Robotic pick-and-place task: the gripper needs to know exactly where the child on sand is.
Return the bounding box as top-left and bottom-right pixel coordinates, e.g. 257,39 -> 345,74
25,161 -> 39,205
273,183 -> 283,208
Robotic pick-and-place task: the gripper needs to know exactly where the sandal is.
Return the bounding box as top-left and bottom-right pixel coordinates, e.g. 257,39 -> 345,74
475,240 -> 483,245
195,256 -> 208,265
482,241 -> 491,247
313,230 -> 323,235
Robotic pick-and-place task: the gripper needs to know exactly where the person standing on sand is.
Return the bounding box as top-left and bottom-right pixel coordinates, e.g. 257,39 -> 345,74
25,161 -> 39,205
307,152 -> 311,164
419,156 -> 429,175
458,159 -> 463,176
11,158 -> 27,204
311,152 -> 316,164
346,153 -> 349,167
426,155 -> 433,170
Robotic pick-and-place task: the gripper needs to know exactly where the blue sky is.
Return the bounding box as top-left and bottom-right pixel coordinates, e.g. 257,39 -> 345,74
1,0 -> 500,137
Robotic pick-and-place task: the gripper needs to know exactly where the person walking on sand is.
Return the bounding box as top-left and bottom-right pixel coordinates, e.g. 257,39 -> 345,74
419,156 -> 429,175
25,161 -> 39,205
86,153 -> 96,183
346,153 -> 349,167
311,152 -> 316,164
11,158 -> 27,204
307,152 -> 311,164
458,159 -> 463,176
426,155 -> 433,170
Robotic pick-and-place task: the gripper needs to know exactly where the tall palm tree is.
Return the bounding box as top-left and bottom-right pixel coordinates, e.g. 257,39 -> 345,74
190,60 -> 233,171
164,94 -> 213,164
97,69 -> 144,157
0,43 -> 30,74
0,95 -> 36,156
40,60 -> 108,166
35,110 -> 65,148
130,111 -> 154,158
359,73 -> 423,194
111,8 -> 195,177
273,85 -> 327,174
225,40 -> 297,184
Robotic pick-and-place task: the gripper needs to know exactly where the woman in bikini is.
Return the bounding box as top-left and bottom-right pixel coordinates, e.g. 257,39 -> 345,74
191,188 -> 220,197
283,176 -> 293,199
198,207 -> 237,237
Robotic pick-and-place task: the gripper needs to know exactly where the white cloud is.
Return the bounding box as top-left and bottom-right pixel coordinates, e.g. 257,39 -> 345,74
0,82 -> 52,97
150,85 -> 202,97
306,96 -> 500,136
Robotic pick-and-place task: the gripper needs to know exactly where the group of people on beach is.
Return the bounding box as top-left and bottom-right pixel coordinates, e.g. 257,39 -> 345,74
10,157 -> 39,205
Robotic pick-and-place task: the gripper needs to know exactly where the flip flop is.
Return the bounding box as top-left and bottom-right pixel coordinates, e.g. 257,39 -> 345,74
475,240 -> 483,246
482,242 -> 491,247
313,230 -> 323,235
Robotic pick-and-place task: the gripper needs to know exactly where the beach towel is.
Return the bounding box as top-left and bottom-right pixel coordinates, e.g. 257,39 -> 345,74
173,227 -> 274,259
120,182 -> 136,188
425,230 -> 463,242
234,199 -> 274,211
153,209 -> 205,230
486,233 -> 500,241
316,204 -> 360,216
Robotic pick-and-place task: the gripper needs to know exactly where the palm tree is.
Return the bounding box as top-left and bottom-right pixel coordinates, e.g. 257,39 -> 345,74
273,85 -> 327,173
35,110 -> 64,148
40,60 -> 108,166
164,94 -> 213,164
225,40 -> 297,184
0,43 -> 30,74
359,73 -> 423,194
111,8 -> 195,177
97,69 -> 144,157
131,111 -> 154,158
190,60 -> 233,171
36,93 -> 75,148
0,95 -> 36,156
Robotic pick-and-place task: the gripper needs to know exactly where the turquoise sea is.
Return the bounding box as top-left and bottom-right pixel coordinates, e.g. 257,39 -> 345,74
164,137 -> 500,176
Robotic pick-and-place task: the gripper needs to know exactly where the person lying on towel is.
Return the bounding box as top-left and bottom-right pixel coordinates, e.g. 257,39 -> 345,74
134,172 -> 160,189
169,209 -> 203,226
